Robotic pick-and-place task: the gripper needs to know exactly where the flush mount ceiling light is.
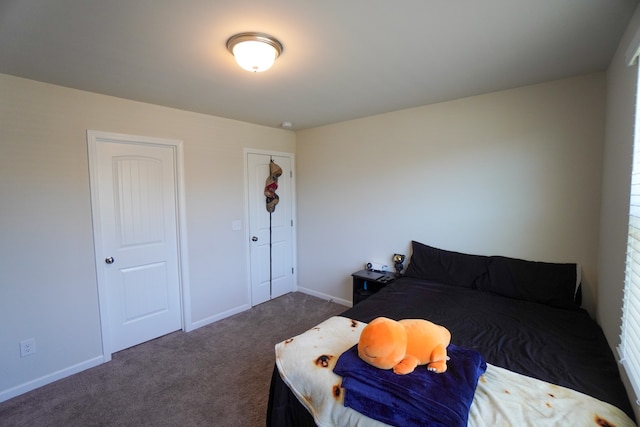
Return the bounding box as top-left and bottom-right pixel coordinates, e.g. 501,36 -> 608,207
226,32 -> 283,73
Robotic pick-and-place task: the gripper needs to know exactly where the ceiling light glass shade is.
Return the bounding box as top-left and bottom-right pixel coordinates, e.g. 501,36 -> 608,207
227,32 -> 283,73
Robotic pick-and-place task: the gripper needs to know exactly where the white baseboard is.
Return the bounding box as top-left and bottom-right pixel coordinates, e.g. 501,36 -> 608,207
0,355 -> 105,404
296,286 -> 351,307
187,303 -> 251,331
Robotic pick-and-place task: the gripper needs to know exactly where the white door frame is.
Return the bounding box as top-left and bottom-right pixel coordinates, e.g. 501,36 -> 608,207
87,130 -> 192,362
244,148 -> 297,305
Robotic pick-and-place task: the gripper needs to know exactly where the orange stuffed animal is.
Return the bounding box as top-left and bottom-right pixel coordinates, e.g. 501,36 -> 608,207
357,317 -> 451,375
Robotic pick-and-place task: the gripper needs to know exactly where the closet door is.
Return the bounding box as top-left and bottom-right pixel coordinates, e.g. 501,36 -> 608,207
247,152 -> 294,305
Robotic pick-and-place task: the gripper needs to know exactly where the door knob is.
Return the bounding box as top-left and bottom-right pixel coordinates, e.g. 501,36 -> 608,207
105,257 -> 115,264
251,236 -> 258,241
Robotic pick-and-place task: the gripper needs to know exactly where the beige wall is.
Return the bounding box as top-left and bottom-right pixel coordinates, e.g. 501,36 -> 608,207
0,74 -> 295,400
600,4 -> 640,416
296,73 -> 606,316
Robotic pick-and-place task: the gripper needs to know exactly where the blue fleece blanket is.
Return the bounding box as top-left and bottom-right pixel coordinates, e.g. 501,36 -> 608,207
333,344 -> 486,427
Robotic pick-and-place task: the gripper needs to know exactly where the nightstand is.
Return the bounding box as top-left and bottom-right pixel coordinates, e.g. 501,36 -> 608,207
352,269 -> 399,305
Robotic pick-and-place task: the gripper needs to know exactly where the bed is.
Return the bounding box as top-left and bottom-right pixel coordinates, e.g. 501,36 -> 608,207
266,241 -> 636,426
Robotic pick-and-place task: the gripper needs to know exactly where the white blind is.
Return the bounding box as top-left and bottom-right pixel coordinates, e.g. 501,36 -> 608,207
620,64 -> 640,404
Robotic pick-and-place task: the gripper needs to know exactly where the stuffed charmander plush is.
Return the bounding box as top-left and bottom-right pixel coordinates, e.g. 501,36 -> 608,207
357,317 -> 451,375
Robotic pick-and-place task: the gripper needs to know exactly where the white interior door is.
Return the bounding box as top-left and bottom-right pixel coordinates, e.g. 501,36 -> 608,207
88,132 -> 183,355
247,152 -> 294,305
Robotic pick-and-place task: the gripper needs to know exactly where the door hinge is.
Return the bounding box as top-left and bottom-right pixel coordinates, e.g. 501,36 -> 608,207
291,219 -> 293,227
290,170 -> 292,178
292,267 -> 294,274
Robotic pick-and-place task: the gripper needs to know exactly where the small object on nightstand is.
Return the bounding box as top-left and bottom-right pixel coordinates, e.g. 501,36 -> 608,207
352,269 -> 399,305
393,253 -> 406,274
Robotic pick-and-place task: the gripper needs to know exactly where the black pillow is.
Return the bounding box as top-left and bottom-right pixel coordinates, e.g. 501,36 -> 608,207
476,256 -> 580,309
404,241 -> 489,288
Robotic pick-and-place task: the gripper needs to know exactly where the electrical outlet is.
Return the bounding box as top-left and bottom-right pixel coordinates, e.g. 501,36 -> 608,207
20,338 -> 36,357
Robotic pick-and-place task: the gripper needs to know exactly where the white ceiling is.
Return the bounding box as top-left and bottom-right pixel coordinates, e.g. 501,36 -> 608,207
0,0 -> 637,130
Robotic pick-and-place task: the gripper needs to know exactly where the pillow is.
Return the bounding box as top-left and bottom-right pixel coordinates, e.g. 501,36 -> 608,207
476,256 -> 580,309
403,241 -> 489,288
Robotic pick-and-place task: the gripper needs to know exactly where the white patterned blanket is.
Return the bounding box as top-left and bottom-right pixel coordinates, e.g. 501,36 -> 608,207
275,316 -> 636,427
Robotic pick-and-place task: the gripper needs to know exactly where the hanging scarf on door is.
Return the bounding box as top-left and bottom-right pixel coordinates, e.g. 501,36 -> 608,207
265,160 -> 283,213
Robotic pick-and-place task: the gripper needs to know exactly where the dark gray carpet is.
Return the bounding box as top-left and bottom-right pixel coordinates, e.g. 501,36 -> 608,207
0,292 -> 346,426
